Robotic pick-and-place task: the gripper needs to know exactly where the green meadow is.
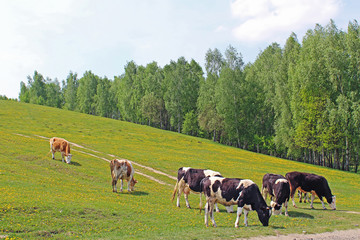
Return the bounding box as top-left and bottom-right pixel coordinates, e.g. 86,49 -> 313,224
0,100 -> 359,239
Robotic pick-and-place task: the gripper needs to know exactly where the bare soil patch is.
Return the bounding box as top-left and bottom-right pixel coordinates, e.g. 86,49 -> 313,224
239,228 -> 360,240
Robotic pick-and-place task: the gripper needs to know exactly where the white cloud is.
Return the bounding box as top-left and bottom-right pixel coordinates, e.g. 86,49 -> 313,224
231,0 -> 341,43
0,0 -> 90,98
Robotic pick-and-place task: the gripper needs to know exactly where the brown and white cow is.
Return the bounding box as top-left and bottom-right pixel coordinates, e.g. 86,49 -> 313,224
285,171 -> 336,210
50,137 -> 72,164
201,176 -> 271,227
171,167 -> 233,213
261,173 -> 290,216
110,159 -> 138,192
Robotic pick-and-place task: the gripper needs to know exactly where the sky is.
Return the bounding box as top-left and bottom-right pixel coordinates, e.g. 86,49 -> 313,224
0,0 -> 359,99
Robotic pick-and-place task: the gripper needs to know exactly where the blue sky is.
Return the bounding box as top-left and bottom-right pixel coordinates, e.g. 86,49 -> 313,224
0,0 -> 359,99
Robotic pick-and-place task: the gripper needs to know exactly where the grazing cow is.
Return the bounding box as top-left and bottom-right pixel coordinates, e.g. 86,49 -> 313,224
50,137 -> 72,164
285,171 -> 336,210
110,159 -> 138,192
201,176 -> 271,227
261,173 -> 290,216
171,167 -> 233,213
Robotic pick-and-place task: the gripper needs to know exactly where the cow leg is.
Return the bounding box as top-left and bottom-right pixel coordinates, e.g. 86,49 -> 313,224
243,209 -> 249,227
61,152 -> 65,162
51,150 -> 55,160
284,199 -> 289,216
176,191 -> 180,207
209,200 -> 217,227
177,180 -> 186,208
298,190 -> 303,203
290,187 -> 297,208
319,196 -> 326,209
204,201 -> 209,227
261,187 -> 267,200
184,193 -> 191,209
310,192 -> 315,209
235,207 -> 243,228
215,203 -> 220,212
112,179 -> 117,192
120,179 -> 124,192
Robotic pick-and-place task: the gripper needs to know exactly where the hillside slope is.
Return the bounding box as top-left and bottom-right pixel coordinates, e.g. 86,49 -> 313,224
0,100 -> 359,239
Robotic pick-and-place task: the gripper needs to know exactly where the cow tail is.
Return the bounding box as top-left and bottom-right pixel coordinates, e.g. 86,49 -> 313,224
171,180 -> 178,202
110,160 -> 115,179
67,143 -> 70,155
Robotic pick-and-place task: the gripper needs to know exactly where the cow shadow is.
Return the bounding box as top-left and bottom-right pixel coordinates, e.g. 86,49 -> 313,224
287,210 -> 314,219
52,158 -> 81,166
69,161 -> 81,166
114,191 -> 149,196
132,191 -> 149,196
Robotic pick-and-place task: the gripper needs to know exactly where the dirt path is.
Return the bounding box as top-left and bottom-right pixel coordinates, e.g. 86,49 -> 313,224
239,228 -> 360,240
27,134 -> 175,186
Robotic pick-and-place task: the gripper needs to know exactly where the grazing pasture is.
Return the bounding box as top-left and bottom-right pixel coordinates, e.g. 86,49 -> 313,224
0,100 -> 359,239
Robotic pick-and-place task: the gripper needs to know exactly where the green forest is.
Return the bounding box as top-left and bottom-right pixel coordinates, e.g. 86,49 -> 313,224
17,20 -> 360,173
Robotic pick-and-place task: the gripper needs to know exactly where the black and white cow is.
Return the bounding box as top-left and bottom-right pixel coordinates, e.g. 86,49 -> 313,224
171,167 -> 233,213
285,171 -> 336,210
261,173 -> 290,216
201,176 -> 271,227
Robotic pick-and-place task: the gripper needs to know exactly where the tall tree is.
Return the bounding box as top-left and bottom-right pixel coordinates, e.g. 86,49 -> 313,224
63,72 -> 79,111
274,33 -> 301,157
141,62 -> 166,127
19,81 -> 30,103
45,78 -> 63,108
198,48 -> 224,141
28,71 -> 47,105
164,57 -> 200,133
215,45 -> 244,147
116,61 -> 139,122
77,71 -> 98,114
96,77 -> 112,117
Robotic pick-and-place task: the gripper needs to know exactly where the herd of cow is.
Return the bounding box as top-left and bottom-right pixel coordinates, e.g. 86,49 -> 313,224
50,137 -> 336,228
172,168 -> 336,228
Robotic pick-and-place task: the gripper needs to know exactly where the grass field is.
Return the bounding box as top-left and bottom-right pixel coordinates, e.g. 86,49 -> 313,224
0,100 -> 359,239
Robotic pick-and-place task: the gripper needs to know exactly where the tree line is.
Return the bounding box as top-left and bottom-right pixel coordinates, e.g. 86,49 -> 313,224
18,20 -> 360,173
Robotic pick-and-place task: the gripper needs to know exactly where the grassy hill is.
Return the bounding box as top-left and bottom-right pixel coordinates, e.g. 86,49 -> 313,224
0,100 -> 359,239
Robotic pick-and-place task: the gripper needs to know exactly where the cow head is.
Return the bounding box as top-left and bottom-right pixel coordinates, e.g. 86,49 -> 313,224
65,154 -> 72,164
257,206 -> 271,226
329,195 -> 336,210
129,178 -> 138,191
270,201 -> 282,215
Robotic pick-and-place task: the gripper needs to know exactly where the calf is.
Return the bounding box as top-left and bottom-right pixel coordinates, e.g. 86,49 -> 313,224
171,167 -> 233,212
50,137 -> 72,164
261,173 -> 290,216
110,159 -> 138,192
285,171 -> 336,210
201,176 -> 271,227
